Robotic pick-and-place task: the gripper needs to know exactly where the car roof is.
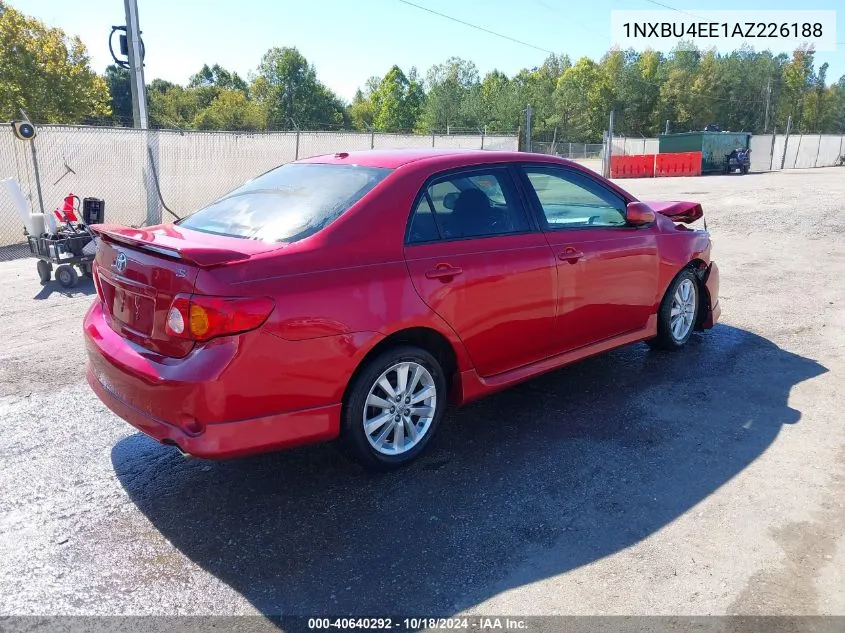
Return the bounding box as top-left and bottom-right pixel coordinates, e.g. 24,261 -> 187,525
294,148 -> 573,170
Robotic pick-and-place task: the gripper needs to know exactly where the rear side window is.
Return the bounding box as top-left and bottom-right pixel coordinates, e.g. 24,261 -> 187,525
179,163 -> 392,242
407,168 -> 529,243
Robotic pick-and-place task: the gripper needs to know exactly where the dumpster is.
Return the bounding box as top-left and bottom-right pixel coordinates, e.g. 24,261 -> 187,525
659,132 -> 751,174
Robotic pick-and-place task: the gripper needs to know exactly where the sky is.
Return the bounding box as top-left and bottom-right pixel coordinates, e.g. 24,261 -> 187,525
13,0 -> 845,102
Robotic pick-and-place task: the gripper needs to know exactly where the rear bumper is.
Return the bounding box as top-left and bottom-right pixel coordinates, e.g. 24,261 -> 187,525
87,367 -> 340,458
84,300 -> 343,459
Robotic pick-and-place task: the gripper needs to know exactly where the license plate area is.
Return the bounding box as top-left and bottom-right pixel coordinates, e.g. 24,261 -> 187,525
102,278 -> 155,336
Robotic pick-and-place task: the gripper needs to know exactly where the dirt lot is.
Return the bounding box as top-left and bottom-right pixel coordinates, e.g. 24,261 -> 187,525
1,167 -> 844,623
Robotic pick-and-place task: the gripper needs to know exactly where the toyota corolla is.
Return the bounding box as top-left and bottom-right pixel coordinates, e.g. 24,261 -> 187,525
84,149 -> 720,470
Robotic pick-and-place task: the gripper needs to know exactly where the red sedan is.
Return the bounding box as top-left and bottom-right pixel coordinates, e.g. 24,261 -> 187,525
84,149 -> 720,470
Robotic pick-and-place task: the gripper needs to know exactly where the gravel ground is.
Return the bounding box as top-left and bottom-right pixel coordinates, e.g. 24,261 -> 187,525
0,167 -> 843,623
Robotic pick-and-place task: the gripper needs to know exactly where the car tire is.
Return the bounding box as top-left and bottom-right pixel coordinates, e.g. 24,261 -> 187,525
647,268 -> 701,351
341,345 -> 447,471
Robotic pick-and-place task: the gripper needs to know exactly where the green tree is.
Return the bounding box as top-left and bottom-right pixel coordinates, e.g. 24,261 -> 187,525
514,54 -> 569,136
419,57 -> 479,132
0,1 -> 110,122
104,64 -> 132,126
554,57 -> 607,141
777,46 -> 815,132
147,83 -> 199,129
349,76 -> 380,130
370,65 -> 423,131
479,70 -> 518,132
254,46 -> 348,130
192,89 -> 264,131
188,63 -> 248,93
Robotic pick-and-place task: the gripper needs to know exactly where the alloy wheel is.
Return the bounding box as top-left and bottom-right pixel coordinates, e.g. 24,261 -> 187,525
363,361 -> 437,455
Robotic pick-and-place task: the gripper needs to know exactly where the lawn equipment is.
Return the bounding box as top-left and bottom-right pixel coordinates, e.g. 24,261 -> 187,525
724,148 -> 751,174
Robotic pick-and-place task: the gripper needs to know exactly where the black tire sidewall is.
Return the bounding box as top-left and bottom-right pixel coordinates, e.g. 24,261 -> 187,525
341,345 -> 447,471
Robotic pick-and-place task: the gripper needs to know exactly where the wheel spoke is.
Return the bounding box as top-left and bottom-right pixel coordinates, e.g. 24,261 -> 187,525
366,393 -> 393,410
671,305 -> 681,317
407,365 -> 423,395
410,405 -> 434,418
396,363 -> 410,395
365,411 -> 393,435
410,385 -> 435,404
393,417 -> 405,450
377,377 -> 396,399
373,419 -> 396,448
404,418 -> 419,441
674,291 -> 683,306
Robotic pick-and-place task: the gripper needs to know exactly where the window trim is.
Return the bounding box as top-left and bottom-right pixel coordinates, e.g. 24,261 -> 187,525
404,165 -> 539,246
516,163 -> 633,232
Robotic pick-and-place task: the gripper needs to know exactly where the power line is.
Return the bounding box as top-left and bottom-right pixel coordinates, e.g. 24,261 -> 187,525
395,0 -> 555,55
640,0 -> 704,20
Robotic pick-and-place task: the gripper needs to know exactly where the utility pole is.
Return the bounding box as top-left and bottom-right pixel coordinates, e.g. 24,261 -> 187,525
124,0 -> 148,129
780,115 -> 792,170
763,80 -> 772,133
525,105 -> 533,153
604,110 -> 614,178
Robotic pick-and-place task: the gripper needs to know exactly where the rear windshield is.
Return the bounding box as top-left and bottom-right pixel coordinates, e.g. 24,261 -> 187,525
179,163 -> 392,242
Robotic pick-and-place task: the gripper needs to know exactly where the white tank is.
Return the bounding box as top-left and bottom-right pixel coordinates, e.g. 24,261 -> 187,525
1,178 -> 44,235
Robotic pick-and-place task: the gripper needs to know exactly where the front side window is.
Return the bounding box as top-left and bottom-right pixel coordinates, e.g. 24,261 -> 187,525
407,169 -> 529,243
179,163 -> 391,243
523,167 -> 626,229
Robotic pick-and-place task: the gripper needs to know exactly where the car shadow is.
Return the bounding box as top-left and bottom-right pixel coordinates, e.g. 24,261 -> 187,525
33,276 -> 95,300
112,324 -> 826,617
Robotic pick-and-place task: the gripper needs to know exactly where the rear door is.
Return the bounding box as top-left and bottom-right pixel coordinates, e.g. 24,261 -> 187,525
518,165 -> 659,352
403,166 -> 557,377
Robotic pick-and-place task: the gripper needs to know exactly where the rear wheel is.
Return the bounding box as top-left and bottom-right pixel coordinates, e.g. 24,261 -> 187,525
648,269 -> 700,350
341,345 -> 447,471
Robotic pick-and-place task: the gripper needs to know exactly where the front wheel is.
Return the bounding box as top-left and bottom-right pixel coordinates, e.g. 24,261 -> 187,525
341,345 -> 447,471
648,269 -> 700,350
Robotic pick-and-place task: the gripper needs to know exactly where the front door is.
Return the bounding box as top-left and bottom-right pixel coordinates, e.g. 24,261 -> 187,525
404,166 -> 557,377
518,165 -> 659,353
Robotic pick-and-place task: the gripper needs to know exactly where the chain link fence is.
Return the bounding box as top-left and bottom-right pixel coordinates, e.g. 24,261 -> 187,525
0,125 -> 518,260
531,141 -> 605,159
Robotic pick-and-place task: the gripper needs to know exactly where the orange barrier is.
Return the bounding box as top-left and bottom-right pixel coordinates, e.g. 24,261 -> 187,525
610,152 -> 701,178
655,151 -> 702,177
610,154 -> 655,179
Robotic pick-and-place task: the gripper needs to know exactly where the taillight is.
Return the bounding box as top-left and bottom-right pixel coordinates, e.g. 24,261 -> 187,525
92,260 -> 105,303
165,294 -> 275,341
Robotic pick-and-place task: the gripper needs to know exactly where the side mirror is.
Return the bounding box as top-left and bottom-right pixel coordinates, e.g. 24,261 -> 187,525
625,201 -> 656,226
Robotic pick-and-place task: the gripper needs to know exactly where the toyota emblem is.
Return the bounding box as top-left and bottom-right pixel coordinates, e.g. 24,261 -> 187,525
114,252 -> 127,273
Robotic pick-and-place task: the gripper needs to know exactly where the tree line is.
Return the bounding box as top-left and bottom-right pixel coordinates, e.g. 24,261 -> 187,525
2,1 -> 845,143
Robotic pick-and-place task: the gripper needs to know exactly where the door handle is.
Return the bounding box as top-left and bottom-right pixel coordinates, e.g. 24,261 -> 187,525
558,247 -> 584,264
425,264 -> 463,281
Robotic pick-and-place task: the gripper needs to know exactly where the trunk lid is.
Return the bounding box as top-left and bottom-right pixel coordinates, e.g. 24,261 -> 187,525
91,223 -> 280,357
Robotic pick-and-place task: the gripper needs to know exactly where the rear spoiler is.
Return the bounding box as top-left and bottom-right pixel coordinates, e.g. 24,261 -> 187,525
641,201 -> 704,224
90,224 -> 252,267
